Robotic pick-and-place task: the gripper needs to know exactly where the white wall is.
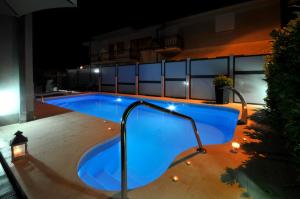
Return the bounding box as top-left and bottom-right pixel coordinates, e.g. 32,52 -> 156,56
0,15 -> 20,125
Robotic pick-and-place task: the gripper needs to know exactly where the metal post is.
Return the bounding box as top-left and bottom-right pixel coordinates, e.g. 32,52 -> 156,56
161,60 -> 165,97
186,58 -> 191,99
115,65 -> 118,94
136,62 -> 139,95
229,55 -> 234,103
99,65 -> 102,92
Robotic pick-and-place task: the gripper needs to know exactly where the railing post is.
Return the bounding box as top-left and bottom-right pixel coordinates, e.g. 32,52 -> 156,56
136,62 -> 139,95
121,119 -> 127,199
98,65 -> 101,92
229,55 -> 234,103
161,60 -> 165,97
115,64 -> 118,94
186,58 -> 191,99
99,65 -> 102,92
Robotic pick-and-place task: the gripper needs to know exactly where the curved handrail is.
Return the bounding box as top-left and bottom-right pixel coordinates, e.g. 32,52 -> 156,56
222,86 -> 248,125
120,100 -> 205,199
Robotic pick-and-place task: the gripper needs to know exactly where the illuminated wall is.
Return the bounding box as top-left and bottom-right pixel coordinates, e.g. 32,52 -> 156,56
0,15 -> 20,125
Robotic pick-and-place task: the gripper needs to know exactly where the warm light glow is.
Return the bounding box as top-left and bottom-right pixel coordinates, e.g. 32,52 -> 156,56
232,142 -> 240,150
115,98 -> 122,102
167,105 -> 176,111
242,137 -> 247,142
186,161 -> 192,166
0,90 -> 20,116
172,175 -> 179,182
80,66 -> 83,69
93,68 -> 100,73
13,145 -> 25,158
108,127 -> 112,130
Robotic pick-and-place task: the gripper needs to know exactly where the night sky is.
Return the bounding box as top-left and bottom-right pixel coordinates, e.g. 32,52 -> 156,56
33,0 -> 252,70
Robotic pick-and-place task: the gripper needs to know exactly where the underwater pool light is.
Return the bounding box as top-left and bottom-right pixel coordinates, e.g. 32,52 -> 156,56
115,98 -> 122,102
167,105 -> 176,111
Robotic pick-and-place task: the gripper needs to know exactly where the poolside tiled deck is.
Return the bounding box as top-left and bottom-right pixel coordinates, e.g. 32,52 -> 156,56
0,94 -> 265,199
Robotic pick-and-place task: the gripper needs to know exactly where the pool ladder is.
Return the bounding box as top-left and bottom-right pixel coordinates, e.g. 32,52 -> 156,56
120,100 -> 206,199
222,86 -> 248,125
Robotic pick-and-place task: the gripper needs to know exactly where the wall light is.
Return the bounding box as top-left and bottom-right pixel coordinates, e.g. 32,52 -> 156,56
80,66 -> 83,69
0,90 -> 20,116
93,68 -> 100,73
183,81 -> 189,86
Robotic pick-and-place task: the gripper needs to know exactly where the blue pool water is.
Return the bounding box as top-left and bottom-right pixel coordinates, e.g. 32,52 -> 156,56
46,94 -> 239,191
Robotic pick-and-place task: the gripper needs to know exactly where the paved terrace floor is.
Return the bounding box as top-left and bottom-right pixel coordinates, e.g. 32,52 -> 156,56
0,93 -> 298,199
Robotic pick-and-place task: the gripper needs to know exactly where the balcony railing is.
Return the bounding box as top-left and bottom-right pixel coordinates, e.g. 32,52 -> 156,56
154,35 -> 184,53
91,49 -> 140,63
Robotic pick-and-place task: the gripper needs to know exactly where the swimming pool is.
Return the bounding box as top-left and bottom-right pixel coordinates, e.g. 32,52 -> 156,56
46,94 -> 239,191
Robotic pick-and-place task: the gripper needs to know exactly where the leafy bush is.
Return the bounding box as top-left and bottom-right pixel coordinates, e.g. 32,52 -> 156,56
213,75 -> 233,87
265,18 -> 300,163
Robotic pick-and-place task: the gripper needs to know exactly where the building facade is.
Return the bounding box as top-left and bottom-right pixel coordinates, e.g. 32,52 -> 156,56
89,0 -> 281,65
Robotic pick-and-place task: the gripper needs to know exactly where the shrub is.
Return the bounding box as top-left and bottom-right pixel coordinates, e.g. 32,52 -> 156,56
265,18 -> 300,164
213,75 -> 233,87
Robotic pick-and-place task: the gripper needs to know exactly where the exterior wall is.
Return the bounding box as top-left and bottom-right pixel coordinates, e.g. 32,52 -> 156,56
90,0 -> 281,64
182,0 -> 280,50
175,0 -> 281,59
0,14 -> 34,126
0,15 -> 20,125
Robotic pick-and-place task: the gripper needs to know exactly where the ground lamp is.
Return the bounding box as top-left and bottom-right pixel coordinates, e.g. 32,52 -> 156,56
10,131 -> 28,161
231,142 -> 240,153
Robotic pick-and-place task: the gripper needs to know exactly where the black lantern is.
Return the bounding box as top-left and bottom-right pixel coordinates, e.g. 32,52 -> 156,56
10,131 -> 28,161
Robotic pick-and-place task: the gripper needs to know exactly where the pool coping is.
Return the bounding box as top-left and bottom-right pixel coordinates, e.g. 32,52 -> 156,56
0,94 -> 265,199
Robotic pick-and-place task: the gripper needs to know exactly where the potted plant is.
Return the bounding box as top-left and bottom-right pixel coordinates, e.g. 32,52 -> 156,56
213,75 -> 233,104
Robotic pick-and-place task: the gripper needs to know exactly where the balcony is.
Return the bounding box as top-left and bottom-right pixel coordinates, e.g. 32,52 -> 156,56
92,49 -> 140,64
154,35 -> 184,54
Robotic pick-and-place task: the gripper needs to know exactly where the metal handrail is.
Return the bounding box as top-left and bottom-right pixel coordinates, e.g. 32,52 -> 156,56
222,86 -> 248,125
120,100 -> 206,199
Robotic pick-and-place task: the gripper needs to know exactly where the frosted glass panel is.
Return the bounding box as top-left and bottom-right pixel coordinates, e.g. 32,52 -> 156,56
165,81 -> 186,98
191,78 -> 214,100
139,63 -> 161,81
118,65 -> 135,83
235,56 -> 265,71
191,58 -> 228,75
118,85 -> 135,94
101,85 -> 115,93
234,74 -> 267,104
102,66 -> 115,84
139,83 -> 161,96
165,61 -> 186,78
